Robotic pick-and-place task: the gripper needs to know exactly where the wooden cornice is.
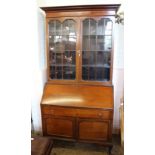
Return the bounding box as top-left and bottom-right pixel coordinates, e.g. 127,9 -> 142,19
40,4 -> 121,12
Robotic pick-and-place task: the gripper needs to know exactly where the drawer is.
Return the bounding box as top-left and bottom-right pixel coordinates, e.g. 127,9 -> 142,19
76,109 -> 113,119
42,106 -> 113,119
42,106 -> 76,117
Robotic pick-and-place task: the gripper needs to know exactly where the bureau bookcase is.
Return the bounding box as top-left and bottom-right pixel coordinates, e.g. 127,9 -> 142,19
40,4 -> 120,154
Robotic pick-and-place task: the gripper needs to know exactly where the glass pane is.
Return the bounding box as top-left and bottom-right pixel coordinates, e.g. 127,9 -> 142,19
49,35 -> 63,51
82,51 -> 89,65
82,67 -> 88,80
69,20 -> 76,35
64,51 -> 76,65
82,51 -> 95,65
103,52 -> 111,67
97,19 -> 104,35
90,19 -> 96,35
96,51 -> 104,65
49,51 -> 55,64
97,35 -> 104,51
82,36 -> 89,51
97,18 -> 113,35
89,51 -> 96,65
90,36 -> 96,51
105,30 -> 112,35
96,51 -> 110,67
48,19 -> 76,80
62,21 -> 69,35
89,67 -> 95,80
55,53 -> 62,64
63,35 -> 76,51
50,66 -> 63,79
96,67 -> 104,81
96,51 -> 110,81
105,18 -> 112,30
104,36 -> 112,51
97,36 -> 112,51
104,19 -> 112,37
104,68 -> 110,81
50,66 -> 55,79
55,21 -> 61,35
63,66 -> 75,79
83,19 -> 89,35
62,20 -> 76,36
49,40 -> 55,52
68,36 -> 76,50
49,21 -> 55,36
95,67 -> 110,81
57,66 -> 63,79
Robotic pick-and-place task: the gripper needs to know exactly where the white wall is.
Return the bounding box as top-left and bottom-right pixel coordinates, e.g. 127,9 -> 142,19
32,0 -> 124,133
37,0 -> 122,7
31,8 -> 46,133
113,23 -> 124,133
0,1 -> 45,154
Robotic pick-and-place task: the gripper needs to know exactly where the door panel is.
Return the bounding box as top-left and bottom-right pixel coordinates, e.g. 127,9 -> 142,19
45,117 -> 75,138
78,119 -> 109,141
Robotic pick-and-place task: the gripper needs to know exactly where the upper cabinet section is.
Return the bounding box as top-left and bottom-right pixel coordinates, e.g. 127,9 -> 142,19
41,5 -> 120,85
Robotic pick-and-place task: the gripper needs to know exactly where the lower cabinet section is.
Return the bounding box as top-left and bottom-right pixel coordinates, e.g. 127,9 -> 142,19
41,84 -> 114,154
41,105 -> 113,144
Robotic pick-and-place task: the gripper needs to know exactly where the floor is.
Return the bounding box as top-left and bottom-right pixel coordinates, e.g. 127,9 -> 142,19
50,135 -> 123,155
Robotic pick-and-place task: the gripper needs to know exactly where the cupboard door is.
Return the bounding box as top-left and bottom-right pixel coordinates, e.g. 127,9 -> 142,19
48,18 -> 78,81
78,119 -> 109,141
81,17 -> 113,82
44,116 -> 75,139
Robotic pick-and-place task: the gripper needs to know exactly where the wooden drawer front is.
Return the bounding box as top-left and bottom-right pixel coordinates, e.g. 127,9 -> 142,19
45,117 -> 75,138
77,109 -> 112,119
78,119 -> 109,141
42,106 -> 76,117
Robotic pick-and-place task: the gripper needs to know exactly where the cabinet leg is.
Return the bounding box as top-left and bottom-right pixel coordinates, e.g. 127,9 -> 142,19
108,146 -> 113,155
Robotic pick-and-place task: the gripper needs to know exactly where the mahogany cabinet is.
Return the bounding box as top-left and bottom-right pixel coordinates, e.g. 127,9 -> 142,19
40,4 -> 120,154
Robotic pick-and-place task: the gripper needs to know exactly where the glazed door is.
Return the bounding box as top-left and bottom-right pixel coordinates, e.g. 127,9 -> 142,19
80,17 -> 114,84
47,18 -> 80,82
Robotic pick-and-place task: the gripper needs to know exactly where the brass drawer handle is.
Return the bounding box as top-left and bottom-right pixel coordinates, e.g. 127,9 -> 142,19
98,113 -> 102,117
50,110 -> 54,114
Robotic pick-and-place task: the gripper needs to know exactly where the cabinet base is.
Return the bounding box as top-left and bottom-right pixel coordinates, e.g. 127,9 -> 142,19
46,136 -> 113,155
